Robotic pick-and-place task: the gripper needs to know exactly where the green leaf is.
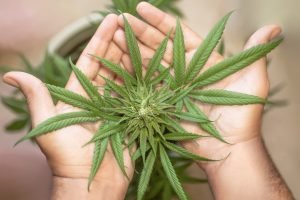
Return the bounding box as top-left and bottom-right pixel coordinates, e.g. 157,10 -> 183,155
140,128 -> 148,163
159,115 -> 185,132
162,183 -> 173,200
162,141 -> 212,161
150,66 -> 171,86
190,89 -> 267,105
269,83 -> 285,97
111,133 -> 128,178
0,65 -> 14,74
146,180 -> 164,199
112,0 -> 127,11
185,12 -> 232,83
176,100 -> 184,113
145,124 -> 157,155
218,40 -> 225,55
127,129 -> 140,147
5,118 -> 28,131
1,97 -> 27,114
184,98 -> 226,143
193,37 -> 283,87
88,123 -> 124,144
157,64 -> 175,87
145,33 -> 170,82
88,137 -> 108,190
50,53 -> 71,80
127,0 -> 139,15
173,18 -> 186,86
159,144 -> 188,200
164,132 -> 202,141
167,86 -> 195,104
151,121 -> 165,140
123,15 -> 143,81
101,76 -> 129,99
46,84 -> 99,111
70,59 -> 103,104
137,151 -> 156,200
20,54 -> 35,73
132,144 -> 151,161
149,0 -> 165,7
15,111 -> 100,145
92,55 -> 136,84
171,111 -> 209,123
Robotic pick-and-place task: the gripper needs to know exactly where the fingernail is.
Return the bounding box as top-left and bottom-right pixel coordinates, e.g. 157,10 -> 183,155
137,2 -> 149,13
270,28 -> 281,40
3,75 -> 19,88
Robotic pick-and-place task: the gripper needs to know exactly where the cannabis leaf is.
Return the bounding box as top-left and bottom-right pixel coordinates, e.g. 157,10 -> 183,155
185,12 -> 232,83
88,137 -> 108,190
15,111 -> 100,145
14,12 -> 282,200
145,33 -> 170,83
192,37 -> 283,88
92,55 -> 136,85
70,60 -> 104,104
1,97 -> 27,114
162,140 -> 212,161
123,15 -> 143,81
111,133 -> 128,178
112,0 -> 127,11
159,144 -> 188,200
189,89 -> 267,105
164,132 -> 202,141
184,98 -> 225,142
137,151 -> 156,200
47,84 -> 100,112
173,18 -> 186,86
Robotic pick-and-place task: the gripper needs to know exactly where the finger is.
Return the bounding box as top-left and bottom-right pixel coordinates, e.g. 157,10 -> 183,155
3,72 -> 62,149
120,54 -> 135,74
224,25 -> 282,97
136,2 -> 202,50
94,42 -> 123,86
244,25 -> 282,50
114,28 -> 172,65
117,13 -> 173,56
3,72 -> 56,127
65,14 -> 119,95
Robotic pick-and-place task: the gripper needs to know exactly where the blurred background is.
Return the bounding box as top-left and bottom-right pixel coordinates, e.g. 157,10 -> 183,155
0,0 -> 299,199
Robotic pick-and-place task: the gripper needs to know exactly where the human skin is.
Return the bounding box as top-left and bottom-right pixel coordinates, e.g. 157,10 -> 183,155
3,14 -> 134,200
2,2 -> 294,200
114,2 -> 294,200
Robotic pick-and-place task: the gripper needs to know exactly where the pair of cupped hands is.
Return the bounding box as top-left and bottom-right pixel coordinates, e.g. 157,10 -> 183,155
3,1 -> 281,194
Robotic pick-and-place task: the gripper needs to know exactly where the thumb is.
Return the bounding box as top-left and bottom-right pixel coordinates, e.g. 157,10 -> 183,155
3,72 -> 56,127
244,24 -> 282,50
241,25 -> 282,97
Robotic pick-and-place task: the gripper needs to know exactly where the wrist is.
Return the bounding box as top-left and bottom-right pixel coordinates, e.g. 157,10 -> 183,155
51,176 -> 129,200
199,136 -> 293,199
201,136 -> 264,175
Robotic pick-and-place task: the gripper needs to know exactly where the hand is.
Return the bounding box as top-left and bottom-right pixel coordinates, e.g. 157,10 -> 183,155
114,2 -> 293,200
3,14 -> 133,200
114,1 -> 280,163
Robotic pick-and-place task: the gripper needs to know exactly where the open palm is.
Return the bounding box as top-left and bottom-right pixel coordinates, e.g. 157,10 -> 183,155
114,2 -> 281,160
3,14 -> 134,187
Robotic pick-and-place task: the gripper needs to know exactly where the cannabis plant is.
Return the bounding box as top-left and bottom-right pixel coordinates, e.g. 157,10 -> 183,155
14,12 -> 282,200
106,0 -> 183,17
1,1 -> 201,199
0,0 -> 181,133
1,53 -> 70,131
